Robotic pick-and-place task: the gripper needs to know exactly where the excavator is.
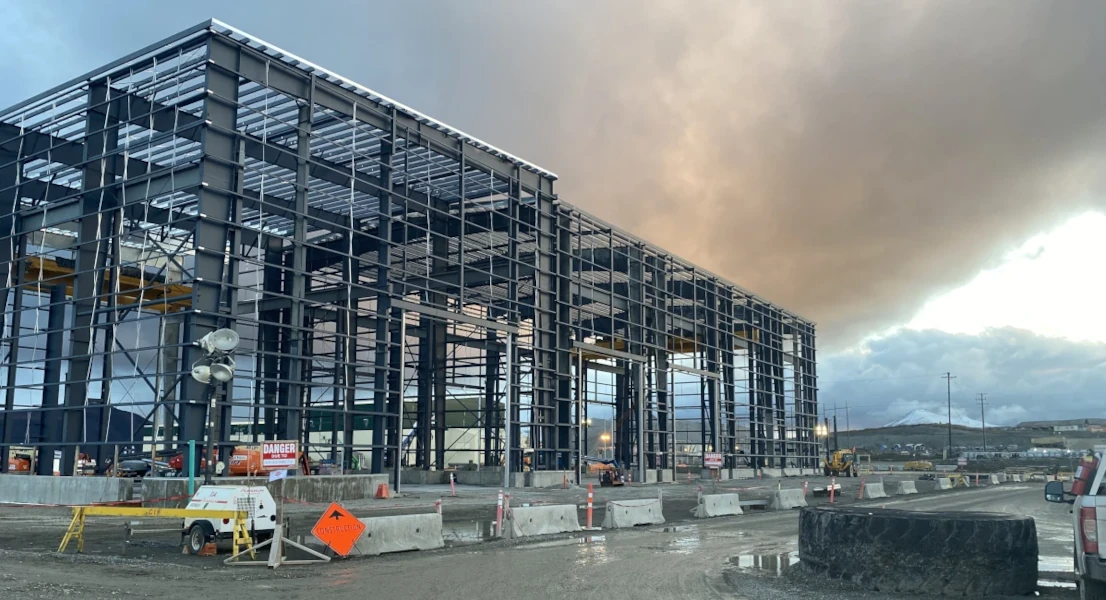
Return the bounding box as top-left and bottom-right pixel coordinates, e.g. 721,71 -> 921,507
823,449 -> 858,477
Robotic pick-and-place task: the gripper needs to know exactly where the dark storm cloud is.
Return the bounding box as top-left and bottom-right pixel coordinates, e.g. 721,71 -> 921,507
821,328 -> 1106,428
5,1 -> 1106,345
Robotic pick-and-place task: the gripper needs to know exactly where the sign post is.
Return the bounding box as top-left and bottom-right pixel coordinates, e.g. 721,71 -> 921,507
704,452 -> 723,472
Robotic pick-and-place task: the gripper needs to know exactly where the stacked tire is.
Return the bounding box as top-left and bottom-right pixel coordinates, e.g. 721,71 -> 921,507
798,506 -> 1038,596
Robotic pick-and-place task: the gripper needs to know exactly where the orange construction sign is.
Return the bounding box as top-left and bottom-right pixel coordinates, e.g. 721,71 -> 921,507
310,502 -> 366,557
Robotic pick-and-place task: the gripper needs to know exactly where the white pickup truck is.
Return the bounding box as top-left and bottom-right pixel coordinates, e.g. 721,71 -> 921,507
1045,448 -> 1106,600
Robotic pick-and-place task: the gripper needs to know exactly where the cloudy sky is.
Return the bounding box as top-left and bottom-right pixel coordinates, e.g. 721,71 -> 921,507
3,1 -> 1104,428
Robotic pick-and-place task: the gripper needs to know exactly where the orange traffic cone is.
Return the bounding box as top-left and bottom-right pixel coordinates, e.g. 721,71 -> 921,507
375,483 -> 391,499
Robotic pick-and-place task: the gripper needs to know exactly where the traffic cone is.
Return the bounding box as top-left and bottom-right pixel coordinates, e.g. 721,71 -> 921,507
375,483 -> 391,499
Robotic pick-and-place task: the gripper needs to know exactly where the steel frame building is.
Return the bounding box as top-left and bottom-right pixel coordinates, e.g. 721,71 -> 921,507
0,20 -> 818,481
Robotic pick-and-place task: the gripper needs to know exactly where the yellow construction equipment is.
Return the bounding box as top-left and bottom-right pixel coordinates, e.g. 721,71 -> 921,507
904,460 -> 934,472
823,450 -> 857,477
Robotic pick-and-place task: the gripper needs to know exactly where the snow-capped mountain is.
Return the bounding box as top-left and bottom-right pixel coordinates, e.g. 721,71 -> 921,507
885,408 -> 983,429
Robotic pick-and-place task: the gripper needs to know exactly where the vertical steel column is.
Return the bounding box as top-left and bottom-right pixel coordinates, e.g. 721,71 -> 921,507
370,114 -> 394,474
482,329 -> 500,466
261,237 -> 283,441
636,362 -> 645,483
503,333 -> 513,489
281,75 -> 314,450
648,256 -> 670,470
36,285 -> 67,475
62,82 -> 119,474
0,148 -> 18,468
554,197 -> 573,470
626,245 -> 644,474
392,312 -> 406,488
177,37 -> 243,474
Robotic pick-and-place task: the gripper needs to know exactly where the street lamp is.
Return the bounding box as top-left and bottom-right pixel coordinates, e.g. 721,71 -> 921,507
599,432 -> 611,459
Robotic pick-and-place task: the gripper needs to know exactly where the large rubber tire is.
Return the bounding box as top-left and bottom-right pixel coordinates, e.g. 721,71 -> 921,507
186,522 -> 215,555
799,506 -> 1038,596
1082,578 -> 1106,600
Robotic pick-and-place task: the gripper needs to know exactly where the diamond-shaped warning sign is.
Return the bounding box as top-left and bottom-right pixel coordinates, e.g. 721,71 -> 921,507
311,502 -> 365,556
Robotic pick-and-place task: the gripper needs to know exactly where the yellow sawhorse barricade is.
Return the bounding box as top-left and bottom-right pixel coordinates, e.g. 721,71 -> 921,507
58,506 -> 254,559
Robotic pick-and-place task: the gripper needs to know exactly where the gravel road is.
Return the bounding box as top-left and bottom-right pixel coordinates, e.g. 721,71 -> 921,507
0,479 -> 1076,599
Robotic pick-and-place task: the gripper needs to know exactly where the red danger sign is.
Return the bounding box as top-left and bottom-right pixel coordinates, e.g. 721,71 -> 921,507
704,452 -> 723,468
262,440 -> 299,469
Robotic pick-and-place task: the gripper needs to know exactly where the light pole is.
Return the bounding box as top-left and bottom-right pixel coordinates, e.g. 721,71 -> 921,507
190,328 -> 240,485
599,432 -> 611,459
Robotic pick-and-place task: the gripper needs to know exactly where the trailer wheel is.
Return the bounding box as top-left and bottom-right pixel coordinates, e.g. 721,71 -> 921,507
186,522 -> 216,555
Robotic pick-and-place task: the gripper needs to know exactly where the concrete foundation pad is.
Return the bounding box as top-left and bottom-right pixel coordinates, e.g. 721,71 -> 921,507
861,482 -> 889,499
770,488 -> 808,510
352,513 -> 444,556
657,470 -> 674,483
400,470 -> 450,485
0,474 -> 133,505
732,468 -> 756,479
694,493 -> 743,518
526,471 -> 572,488
895,481 -> 919,495
505,504 -> 581,538
602,497 -> 664,528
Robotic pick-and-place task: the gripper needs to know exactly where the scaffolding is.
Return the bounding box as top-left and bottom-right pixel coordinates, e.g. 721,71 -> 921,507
0,19 -> 818,480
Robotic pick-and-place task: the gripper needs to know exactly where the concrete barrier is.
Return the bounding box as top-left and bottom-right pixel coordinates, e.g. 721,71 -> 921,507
694,493 -> 743,518
989,474 -> 1001,485
602,497 -> 664,528
352,513 -> 445,556
770,488 -> 808,510
935,477 -> 953,490
895,481 -> 919,495
861,482 -> 889,499
142,473 -> 389,508
504,504 -> 580,538
1010,473 -> 1024,483
994,473 -> 1007,484
0,474 -> 133,505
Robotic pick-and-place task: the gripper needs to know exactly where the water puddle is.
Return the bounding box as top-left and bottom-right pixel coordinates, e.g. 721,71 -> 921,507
728,551 -> 799,577
441,520 -> 496,543
526,535 -> 607,550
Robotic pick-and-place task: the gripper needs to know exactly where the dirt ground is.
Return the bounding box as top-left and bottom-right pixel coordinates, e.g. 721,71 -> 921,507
0,475 -> 1076,599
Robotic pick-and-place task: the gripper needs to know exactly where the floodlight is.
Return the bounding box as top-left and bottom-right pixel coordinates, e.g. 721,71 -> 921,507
210,362 -> 235,383
197,328 -> 240,355
190,364 -> 212,384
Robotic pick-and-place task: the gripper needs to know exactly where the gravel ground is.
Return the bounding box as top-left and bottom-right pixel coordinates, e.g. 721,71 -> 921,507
0,478 -> 1077,599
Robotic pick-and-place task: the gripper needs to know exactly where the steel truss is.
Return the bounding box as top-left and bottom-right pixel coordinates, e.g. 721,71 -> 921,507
0,20 -> 817,479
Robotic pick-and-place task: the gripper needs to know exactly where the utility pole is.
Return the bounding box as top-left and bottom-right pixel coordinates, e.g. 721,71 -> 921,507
943,372 -> 956,456
978,393 -> 988,452
844,399 -> 852,449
